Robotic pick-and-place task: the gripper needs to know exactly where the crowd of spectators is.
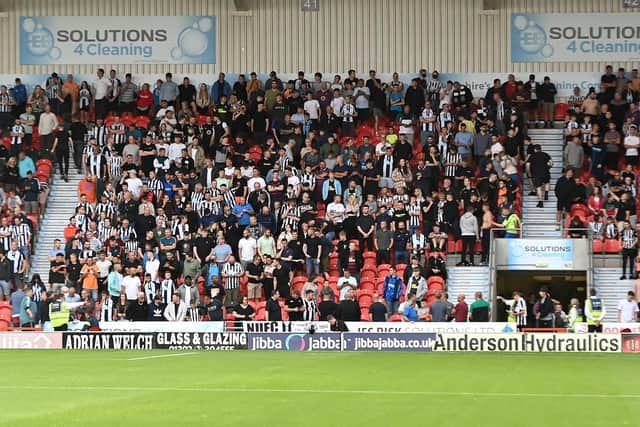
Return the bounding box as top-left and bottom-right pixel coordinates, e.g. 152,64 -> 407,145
0,64 -> 638,327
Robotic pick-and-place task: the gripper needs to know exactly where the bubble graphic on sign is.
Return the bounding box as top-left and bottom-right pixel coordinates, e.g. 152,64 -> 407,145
170,46 -> 183,60
513,14 -> 554,58
22,18 -> 56,57
519,21 -> 546,53
541,44 -> 554,58
198,17 -> 213,33
22,18 -> 36,33
513,15 -> 528,31
49,47 -> 62,60
172,18 -> 213,59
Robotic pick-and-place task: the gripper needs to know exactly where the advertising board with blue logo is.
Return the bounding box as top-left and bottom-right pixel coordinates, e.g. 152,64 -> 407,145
506,239 -> 574,270
19,16 -> 216,65
247,333 -> 438,352
511,13 -> 640,62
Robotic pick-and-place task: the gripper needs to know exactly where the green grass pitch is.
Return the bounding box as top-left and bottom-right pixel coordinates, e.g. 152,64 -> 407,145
0,351 -> 636,426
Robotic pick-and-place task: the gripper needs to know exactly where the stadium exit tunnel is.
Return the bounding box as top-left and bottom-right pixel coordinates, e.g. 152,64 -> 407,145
494,270 -> 587,322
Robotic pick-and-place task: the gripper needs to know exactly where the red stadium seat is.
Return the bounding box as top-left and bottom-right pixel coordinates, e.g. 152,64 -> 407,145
604,239 -> 621,253
390,314 -> 403,322
592,239 -> 604,253
360,281 -> 375,293
554,103 -> 569,121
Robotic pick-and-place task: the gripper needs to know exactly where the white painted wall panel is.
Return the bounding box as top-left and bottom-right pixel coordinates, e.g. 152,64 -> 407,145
0,0 -> 637,75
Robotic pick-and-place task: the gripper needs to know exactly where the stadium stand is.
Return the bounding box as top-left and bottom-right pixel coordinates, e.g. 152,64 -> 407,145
0,64 -> 638,330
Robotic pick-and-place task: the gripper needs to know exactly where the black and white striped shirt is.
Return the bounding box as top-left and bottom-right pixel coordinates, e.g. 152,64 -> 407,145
119,226 -> 137,243
190,191 -> 205,212
109,123 -> 126,146
282,206 -> 301,231
7,250 -> 25,273
223,189 -> 237,209
0,226 -> 12,251
108,155 -> 122,180
160,279 -> 175,304
622,229 -> 636,249
144,280 -> 158,304
92,125 -> 108,147
301,173 -> 316,189
12,224 -> 31,247
0,93 -> 14,113
302,298 -> 318,321
187,306 -> 200,322
442,151 -> 461,177
148,178 -> 164,200
32,283 -> 45,303
88,153 -> 105,179
438,111 -> 452,129
420,108 -> 435,132
222,262 -> 244,289
199,200 -> 220,217
10,125 -> 24,145
75,214 -> 90,233
514,298 -> 527,327
100,298 -> 114,322
97,223 -> 115,242
408,203 -> 422,229
95,202 -> 116,220
340,104 -> 355,122
76,202 -> 95,218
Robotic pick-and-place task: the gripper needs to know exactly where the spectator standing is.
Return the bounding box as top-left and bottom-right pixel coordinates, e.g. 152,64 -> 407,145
429,292 -> 448,322
453,294 -> 469,322
469,292 -> 491,322
38,104 -> 58,151
335,288 -> 361,322
382,267 -> 403,315
617,291 -> 639,323
265,289 -> 282,321
458,206 -> 479,266
539,76 -> 557,128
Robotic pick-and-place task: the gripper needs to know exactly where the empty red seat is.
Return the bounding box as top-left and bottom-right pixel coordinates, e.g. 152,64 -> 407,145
554,103 -> 569,120
604,239 -> 621,253
592,239 -> 604,253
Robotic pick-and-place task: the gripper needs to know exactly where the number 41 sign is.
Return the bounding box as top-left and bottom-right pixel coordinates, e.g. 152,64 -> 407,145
301,0 -> 320,11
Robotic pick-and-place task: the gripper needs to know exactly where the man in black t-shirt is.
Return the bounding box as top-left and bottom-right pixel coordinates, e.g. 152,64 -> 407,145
335,289 -> 361,322
318,287 -> 337,321
356,205 -> 375,251
265,289 -> 282,321
205,295 -> 224,321
285,289 -> 304,321
368,294 -> 388,322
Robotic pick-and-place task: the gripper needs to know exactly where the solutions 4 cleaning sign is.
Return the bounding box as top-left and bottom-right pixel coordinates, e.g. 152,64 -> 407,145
19,16 -> 216,65
506,239 -> 573,270
511,13 -> 640,63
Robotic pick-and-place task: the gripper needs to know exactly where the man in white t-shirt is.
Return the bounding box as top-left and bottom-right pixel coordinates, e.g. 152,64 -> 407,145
125,170 -> 143,199
338,270 -> 358,301
624,125 -> 640,164
617,291 -> 639,323
93,68 -> 110,120
326,195 -> 346,224
303,92 -> 321,122
122,269 -> 142,303
144,251 -> 160,282
330,89 -> 344,115
353,79 -> 370,123
238,229 -> 258,269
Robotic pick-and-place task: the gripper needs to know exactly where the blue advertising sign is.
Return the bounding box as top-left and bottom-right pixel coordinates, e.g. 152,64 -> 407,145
247,333 -> 342,351
511,13 -> 640,63
506,239 -> 574,270
20,16 -> 216,64
341,333 -> 437,351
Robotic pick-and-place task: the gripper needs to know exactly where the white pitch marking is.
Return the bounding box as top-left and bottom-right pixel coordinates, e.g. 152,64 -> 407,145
127,352 -> 197,361
0,385 -> 638,399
